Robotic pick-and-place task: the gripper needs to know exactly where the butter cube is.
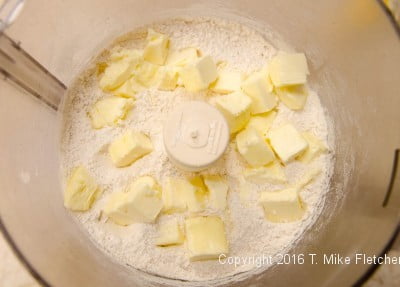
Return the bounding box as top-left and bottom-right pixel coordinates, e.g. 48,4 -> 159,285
162,177 -> 203,213
162,177 -> 189,213
203,175 -> 228,210
269,52 -> 309,87
166,47 -> 199,67
268,124 -> 308,164
156,219 -> 185,246
188,176 -> 208,206
211,69 -> 243,94
241,71 -> 277,114
185,216 -> 229,261
111,79 -> 137,98
135,61 -> 159,87
129,77 -> 146,93
108,130 -> 153,167
246,110 -> 277,138
179,179 -> 204,213
297,132 -> 327,163
64,166 -> 101,211
89,97 -> 134,129
175,68 -> 184,87
180,56 -> 218,92
259,187 -> 305,223
144,29 -> 169,65
155,66 -> 179,91
236,128 -> 275,167
244,161 -> 287,184
276,84 -> 308,110
110,49 -> 142,62
214,91 -> 252,134
297,168 -> 322,189
99,51 -> 142,91
104,176 -> 162,225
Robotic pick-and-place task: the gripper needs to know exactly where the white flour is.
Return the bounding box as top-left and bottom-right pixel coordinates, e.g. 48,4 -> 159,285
60,18 -> 333,283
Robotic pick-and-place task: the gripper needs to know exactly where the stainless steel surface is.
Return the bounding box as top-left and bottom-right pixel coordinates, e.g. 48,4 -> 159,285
0,34 -> 65,109
0,0 -> 399,286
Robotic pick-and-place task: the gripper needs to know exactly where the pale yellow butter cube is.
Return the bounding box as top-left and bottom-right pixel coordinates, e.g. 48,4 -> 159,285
64,166 -> 101,211
185,216 -> 229,261
166,47 -> 199,67
135,61 -> 159,87
269,52 -> 309,87
164,66 -> 184,87
144,29 -> 169,65
162,177 -> 203,213
297,168 -> 322,188
104,176 -> 162,225
188,176 -> 208,207
268,124 -> 308,164
236,128 -> 275,167
111,79 -> 137,98
244,161 -> 287,184
99,51 -> 142,91
180,55 -> 218,92
297,132 -> 327,163
129,77 -> 146,93
241,71 -> 277,114
203,175 -> 228,211
99,60 -> 134,91
175,68 -> 184,86
214,91 -> 252,134
156,219 -> 185,246
246,110 -> 277,138
89,97 -> 134,129
155,66 -> 179,91
259,187 -> 305,223
178,179 -> 203,213
276,84 -> 308,110
211,69 -> 243,94
108,130 -> 153,167
162,177 -> 188,213
110,48 -> 142,62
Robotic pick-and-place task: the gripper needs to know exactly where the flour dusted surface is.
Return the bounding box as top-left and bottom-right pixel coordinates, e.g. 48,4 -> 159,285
60,18 -> 333,282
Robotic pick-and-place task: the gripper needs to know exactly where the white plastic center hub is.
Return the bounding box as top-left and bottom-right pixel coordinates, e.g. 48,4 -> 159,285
163,101 -> 230,171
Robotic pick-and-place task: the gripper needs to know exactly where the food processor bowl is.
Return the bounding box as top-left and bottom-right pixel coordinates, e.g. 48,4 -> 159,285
0,0 -> 399,286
